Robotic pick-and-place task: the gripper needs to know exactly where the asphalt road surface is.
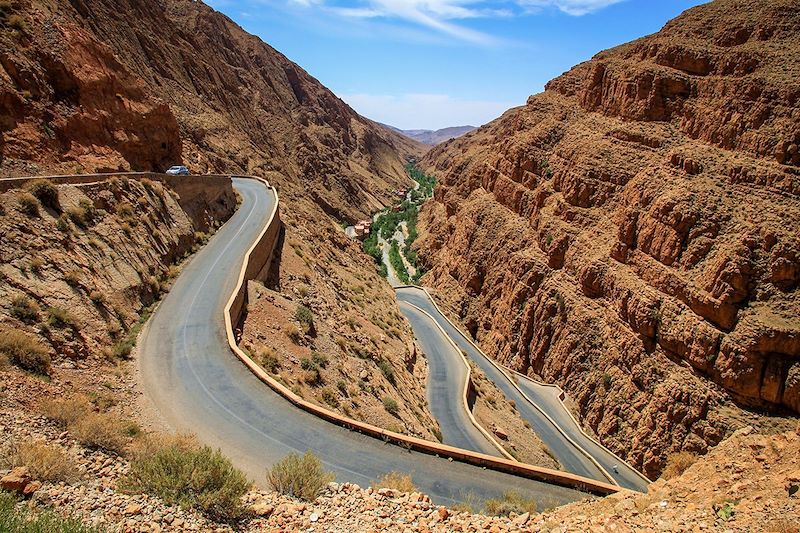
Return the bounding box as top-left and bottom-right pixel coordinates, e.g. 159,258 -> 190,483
397,301 -> 500,457
138,177 -> 592,508
395,287 -> 649,492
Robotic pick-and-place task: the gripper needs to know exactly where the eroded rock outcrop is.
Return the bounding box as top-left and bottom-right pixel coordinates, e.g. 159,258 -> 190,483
417,0 -> 799,477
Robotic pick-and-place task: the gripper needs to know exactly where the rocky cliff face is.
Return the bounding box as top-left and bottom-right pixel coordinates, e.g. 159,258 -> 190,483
0,0 -> 423,220
417,0 -> 799,477
0,177 -> 235,368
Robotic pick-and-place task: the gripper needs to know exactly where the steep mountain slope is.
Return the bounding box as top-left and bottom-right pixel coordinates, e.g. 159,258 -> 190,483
416,0 -> 799,478
0,0 -> 424,220
0,0 -> 438,437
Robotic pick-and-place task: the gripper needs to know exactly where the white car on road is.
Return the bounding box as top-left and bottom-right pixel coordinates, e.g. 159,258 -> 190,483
166,165 -> 189,175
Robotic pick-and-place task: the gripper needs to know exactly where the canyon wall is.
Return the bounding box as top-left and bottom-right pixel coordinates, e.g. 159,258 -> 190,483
417,0 -> 799,477
0,176 -> 235,368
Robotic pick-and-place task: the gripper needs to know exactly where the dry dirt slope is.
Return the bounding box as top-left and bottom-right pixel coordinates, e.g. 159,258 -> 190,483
416,0 -> 799,478
0,0 -> 442,439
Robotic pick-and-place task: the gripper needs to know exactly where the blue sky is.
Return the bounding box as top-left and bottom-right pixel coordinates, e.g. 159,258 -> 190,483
206,0 -> 708,130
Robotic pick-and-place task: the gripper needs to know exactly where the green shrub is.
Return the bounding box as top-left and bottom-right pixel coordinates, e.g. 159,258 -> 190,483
311,351 -> 328,368
112,338 -> 135,359
0,491 -> 103,533
10,296 -> 39,323
320,387 -> 339,408
382,396 -> 399,415
376,359 -> 395,385
266,451 -> 334,501
26,179 -> 59,212
295,305 -> 314,333
0,329 -> 50,375
56,215 -> 71,233
121,436 -> 250,522
47,306 -> 76,329
484,491 -> 537,517
300,357 -> 317,371
17,193 -> 39,217
258,347 -> 280,373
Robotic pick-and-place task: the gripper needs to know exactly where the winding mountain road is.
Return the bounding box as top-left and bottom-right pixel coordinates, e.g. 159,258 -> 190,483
395,287 -> 650,492
397,301 -> 499,456
137,177 -> 591,508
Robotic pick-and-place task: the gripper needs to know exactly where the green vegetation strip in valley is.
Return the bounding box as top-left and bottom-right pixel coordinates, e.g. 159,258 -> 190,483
363,163 -> 435,284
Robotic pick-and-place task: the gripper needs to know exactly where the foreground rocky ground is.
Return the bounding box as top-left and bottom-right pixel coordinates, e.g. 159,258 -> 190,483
2,374 -> 798,533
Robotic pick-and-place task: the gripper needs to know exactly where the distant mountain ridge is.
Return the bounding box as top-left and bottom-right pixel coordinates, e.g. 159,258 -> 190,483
383,124 -> 477,146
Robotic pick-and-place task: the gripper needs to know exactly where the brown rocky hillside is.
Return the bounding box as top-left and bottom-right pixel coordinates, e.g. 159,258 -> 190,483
0,0 -> 440,437
416,0 -> 799,478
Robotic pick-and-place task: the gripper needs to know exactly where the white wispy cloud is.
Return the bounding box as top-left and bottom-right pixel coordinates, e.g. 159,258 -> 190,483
518,0 -> 626,16
294,0 -> 626,44
340,92 -> 518,130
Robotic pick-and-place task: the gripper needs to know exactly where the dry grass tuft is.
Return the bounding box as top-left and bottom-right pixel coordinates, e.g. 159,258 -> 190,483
40,396 -> 93,427
0,438 -> 80,482
373,472 -> 416,493
661,451 -> 698,480
0,328 -> 50,375
266,451 -> 335,501
484,490 -> 537,517
70,412 -> 130,454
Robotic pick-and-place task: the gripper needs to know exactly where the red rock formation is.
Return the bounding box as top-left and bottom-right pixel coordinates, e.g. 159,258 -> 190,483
417,0 -> 799,477
0,0 -> 423,221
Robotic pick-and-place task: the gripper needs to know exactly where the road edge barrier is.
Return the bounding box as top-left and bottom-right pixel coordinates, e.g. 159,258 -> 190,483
399,301 -> 514,461
408,284 -> 651,487
221,177 -> 621,497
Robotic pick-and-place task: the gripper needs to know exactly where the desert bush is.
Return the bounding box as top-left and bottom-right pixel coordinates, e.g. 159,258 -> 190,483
284,324 -> 301,344
10,296 -> 39,323
121,435 -> 250,522
382,396 -> 399,415
6,13 -> 28,33
26,179 -> 59,212
0,329 -> 50,375
2,438 -> 80,483
373,472 -> 416,493
64,269 -> 82,286
66,203 -> 93,229
320,387 -> 339,408
47,306 -> 76,329
295,305 -> 314,333
115,202 -> 134,220
484,491 -> 537,517
56,215 -> 71,233
28,256 -> 44,273
661,451 -> 698,480
302,368 -> 321,385
376,359 -> 395,385
0,491 -> 103,533
70,412 -> 129,454
300,357 -> 317,371
17,193 -> 39,217
40,396 -> 93,427
89,291 -> 105,305
266,451 -> 334,501
257,347 -> 280,373
311,351 -> 328,368
112,338 -> 135,359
